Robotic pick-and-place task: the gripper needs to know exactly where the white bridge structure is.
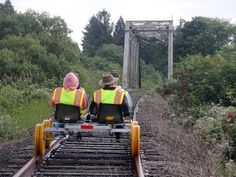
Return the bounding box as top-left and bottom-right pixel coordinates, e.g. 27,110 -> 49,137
122,20 -> 174,89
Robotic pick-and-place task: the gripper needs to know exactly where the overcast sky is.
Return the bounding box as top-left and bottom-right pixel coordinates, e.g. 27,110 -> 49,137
4,0 -> 236,48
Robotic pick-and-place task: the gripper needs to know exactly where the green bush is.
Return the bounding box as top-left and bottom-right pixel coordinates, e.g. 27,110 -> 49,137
0,85 -> 24,113
141,61 -> 163,89
172,50 -> 236,107
221,110 -> 236,159
95,44 -> 123,65
0,84 -> 53,142
0,115 -> 18,141
165,49 -> 236,162
156,79 -> 179,96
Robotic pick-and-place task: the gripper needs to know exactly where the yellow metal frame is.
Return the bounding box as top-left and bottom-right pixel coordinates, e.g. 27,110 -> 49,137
44,118 -> 52,148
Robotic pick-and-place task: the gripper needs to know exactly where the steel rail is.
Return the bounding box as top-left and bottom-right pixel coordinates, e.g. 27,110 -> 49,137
12,156 -> 38,177
13,139 -> 62,177
133,93 -> 146,177
135,156 -> 144,177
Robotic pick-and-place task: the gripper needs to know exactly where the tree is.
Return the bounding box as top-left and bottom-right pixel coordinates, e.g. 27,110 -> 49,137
82,9 -> 113,56
174,17 -> 235,61
139,40 -> 168,76
0,0 -> 15,15
81,44 -> 123,71
0,7 -> 81,84
95,43 -> 123,65
113,16 -> 125,47
0,9 -> 72,40
19,10 -> 71,38
0,13 -> 20,39
0,0 -> 18,39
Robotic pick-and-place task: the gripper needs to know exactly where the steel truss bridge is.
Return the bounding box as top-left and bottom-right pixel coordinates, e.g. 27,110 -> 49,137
122,20 -> 173,88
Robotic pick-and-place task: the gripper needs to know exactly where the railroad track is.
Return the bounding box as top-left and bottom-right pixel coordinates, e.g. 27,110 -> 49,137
34,134 -> 135,176
0,136 -> 34,176
8,90 -> 145,177
136,93 -> 164,176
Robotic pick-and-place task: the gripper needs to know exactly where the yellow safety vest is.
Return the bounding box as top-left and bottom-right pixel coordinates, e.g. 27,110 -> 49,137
94,88 -> 125,106
52,87 -> 84,107
78,87 -> 87,115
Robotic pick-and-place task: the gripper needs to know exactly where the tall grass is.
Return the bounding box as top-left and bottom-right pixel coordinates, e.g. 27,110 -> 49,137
0,84 -> 53,142
13,98 -> 53,131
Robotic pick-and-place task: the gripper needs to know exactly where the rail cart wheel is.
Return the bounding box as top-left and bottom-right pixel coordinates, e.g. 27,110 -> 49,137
38,123 -> 46,156
44,119 -> 52,148
34,124 -> 40,156
131,121 -> 140,158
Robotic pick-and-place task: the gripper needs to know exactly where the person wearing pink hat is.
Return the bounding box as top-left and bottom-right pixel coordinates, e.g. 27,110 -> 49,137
49,72 -> 88,116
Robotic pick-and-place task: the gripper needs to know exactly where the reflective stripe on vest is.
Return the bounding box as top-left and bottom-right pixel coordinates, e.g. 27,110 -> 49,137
94,89 -> 102,105
54,87 -> 62,104
53,87 -> 83,107
80,89 -> 85,107
94,88 -> 125,105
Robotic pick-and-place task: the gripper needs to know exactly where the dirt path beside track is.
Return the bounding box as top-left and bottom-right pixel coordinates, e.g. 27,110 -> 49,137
137,93 -> 221,177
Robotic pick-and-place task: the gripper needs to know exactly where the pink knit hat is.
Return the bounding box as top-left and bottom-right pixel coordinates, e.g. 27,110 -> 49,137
63,72 -> 79,90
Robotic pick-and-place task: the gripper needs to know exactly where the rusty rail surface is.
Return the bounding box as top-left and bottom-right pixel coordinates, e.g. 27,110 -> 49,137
13,139 -> 62,177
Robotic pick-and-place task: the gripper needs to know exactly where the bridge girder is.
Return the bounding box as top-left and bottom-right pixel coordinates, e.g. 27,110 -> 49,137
122,20 -> 173,89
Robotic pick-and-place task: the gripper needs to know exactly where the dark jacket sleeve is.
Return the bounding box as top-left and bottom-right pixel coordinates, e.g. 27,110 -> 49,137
121,95 -> 130,117
89,98 -> 98,115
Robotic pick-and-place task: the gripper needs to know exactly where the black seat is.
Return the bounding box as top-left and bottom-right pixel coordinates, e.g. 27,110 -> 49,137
55,104 -> 81,123
97,104 -> 123,124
